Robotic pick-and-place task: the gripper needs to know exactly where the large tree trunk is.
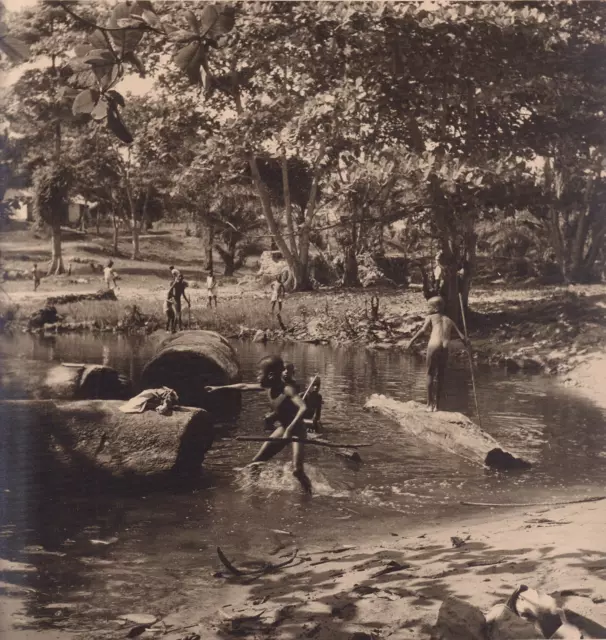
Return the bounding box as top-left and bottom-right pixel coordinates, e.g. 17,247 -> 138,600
112,215 -> 119,255
204,221 -> 214,272
342,246 -> 360,287
48,223 -> 65,275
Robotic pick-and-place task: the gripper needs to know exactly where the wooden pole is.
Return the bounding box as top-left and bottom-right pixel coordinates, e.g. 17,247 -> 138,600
302,374 -> 319,400
459,293 -> 482,427
234,435 -> 370,449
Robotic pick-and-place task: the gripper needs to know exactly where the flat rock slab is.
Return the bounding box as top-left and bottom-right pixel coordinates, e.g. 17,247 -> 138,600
364,395 -> 531,470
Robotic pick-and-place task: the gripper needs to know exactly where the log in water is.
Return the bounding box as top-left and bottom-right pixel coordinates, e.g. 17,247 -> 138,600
0,359 -> 132,401
0,399 -> 214,482
141,331 -> 241,410
363,394 -> 531,470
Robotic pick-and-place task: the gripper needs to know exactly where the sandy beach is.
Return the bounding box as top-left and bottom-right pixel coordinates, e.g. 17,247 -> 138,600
141,498 -> 606,639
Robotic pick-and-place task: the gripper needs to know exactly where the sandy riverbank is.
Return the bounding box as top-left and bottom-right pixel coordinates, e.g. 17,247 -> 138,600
103,498 -> 606,639
3,497 -> 603,640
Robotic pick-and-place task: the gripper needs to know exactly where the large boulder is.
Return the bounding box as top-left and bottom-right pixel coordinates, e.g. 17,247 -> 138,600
0,360 -> 131,401
0,399 -> 214,482
431,596 -> 487,640
364,395 -> 531,470
141,331 -> 242,411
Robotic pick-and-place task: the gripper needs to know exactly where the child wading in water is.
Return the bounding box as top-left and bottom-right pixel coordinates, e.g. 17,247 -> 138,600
303,376 -> 323,432
407,296 -> 468,412
205,355 -> 312,494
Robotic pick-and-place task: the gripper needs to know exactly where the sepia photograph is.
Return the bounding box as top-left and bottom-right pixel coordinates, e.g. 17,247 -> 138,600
1,0 -> 605,638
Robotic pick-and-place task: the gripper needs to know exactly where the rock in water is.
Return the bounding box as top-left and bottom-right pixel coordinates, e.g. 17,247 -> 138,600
431,596 -> 487,640
141,331 -> 241,411
364,395 -> 531,470
0,399 -> 214,481
0,360 -> 131,401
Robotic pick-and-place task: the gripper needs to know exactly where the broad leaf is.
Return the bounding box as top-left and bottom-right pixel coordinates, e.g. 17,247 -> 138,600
91,99 -> 109,121
199,5 -> 235,40
109,2 -> 144,52
107,105 -> 133,144
107,90 -> 125,108
185,9 -> 199,34
74,44 -> 92,57
141,9 -> 161,28
168,29 -> 197,43
173,41 -> 200,71
0,34 -> 30,62
72,89 -> 99,115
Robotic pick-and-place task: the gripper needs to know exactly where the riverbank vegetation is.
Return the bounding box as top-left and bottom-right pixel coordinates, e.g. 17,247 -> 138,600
2,1 -> 606,324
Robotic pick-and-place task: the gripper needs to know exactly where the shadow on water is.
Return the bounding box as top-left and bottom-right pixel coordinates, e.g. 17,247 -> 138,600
0,332 -> 605,633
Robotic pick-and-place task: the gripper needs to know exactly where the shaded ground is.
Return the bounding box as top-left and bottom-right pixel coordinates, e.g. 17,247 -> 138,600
2,499 -> 603,639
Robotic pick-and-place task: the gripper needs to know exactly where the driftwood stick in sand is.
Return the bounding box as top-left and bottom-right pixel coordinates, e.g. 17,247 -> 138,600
234,436 -> 371,449
216,547 -> 298,577
460,496 -> 606,508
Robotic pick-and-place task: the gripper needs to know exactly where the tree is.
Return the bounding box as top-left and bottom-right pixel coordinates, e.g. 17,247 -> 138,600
5,2 -> 92,273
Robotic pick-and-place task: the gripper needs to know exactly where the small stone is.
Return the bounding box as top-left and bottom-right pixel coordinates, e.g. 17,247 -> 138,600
591,594 -> 606,604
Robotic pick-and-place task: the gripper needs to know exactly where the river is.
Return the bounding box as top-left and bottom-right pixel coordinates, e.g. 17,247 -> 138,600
1,332 -> 605,636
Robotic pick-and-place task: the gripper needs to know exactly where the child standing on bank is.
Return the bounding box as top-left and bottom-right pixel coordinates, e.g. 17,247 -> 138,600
205,355 -> 312,494
407,296 -> 468,412
104,260 -> 118,291
270,274 -> 285,314
207,271 -> 218,308
32,263 -> 40,291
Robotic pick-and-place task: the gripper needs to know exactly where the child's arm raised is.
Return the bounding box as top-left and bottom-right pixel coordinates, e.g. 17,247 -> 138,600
205,383 -> 263,392
406,317 -> 431,350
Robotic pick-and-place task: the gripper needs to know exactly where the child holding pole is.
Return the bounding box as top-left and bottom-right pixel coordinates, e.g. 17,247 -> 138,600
407,296 -> 468,412
205,355 -> 312,493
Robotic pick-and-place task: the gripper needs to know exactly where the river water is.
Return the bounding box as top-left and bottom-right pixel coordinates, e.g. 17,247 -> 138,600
1,333 -> 605,635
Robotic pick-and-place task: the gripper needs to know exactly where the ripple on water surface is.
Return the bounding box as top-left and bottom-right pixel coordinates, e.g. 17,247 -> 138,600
0,333 -> 605,633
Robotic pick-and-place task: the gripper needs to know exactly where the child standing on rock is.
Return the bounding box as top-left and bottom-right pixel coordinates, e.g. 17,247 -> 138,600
407,296 -> 468,412
205,355 -> 312,494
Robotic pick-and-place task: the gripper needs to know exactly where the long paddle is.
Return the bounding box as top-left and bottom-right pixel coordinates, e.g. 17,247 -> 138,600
234,436 -> 370,449
458,293 -> 482,428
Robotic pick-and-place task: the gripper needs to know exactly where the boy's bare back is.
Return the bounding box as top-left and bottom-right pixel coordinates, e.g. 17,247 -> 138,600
427,313 -> 458,349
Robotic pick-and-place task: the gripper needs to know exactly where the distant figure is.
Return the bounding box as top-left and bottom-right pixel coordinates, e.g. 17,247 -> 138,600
304,376 -> 323,433
406,296 -> 468,412
163,295 -> 177,333
104,260 -> 118,291
169,265 -> 181,282
206,271 -> 217,308
270,274 -> 285,314
32,263 -> 40,291
169,273 -> 190,330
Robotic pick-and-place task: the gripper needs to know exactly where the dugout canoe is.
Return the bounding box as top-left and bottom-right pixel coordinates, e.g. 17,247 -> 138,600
0,399 -> 214,482
141,331 -> 241,410
0,359 -> 131,401
363,394 -> 531,470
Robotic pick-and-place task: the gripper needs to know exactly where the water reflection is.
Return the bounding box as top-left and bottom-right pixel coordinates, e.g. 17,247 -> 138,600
1,332 -> 605,633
